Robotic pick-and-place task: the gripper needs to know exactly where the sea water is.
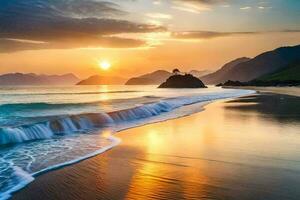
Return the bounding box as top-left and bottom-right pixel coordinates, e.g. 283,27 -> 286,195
0,85 -> 255,199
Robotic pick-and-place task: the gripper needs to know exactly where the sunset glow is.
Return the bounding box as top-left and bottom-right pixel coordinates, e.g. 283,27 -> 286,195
99,61 -> 111,71
0,0 -> 299,78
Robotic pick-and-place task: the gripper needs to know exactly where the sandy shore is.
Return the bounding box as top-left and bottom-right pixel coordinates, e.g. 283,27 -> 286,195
226,86 -> 300,97
12,93 -> 300,200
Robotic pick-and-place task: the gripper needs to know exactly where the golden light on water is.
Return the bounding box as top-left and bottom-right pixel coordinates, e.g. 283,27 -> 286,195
99,60 -> 111,70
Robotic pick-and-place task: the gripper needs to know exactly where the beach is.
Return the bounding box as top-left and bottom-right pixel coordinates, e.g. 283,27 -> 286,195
227,86 -> 300,97
12,92 -> 300,200
1,0 -> 299,199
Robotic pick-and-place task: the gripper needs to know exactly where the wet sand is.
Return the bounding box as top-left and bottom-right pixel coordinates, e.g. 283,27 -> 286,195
227,86 -> 300,97
13,93 -> 300,200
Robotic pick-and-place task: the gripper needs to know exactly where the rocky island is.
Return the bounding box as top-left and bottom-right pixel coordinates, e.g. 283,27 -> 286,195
158,74 -> 207,88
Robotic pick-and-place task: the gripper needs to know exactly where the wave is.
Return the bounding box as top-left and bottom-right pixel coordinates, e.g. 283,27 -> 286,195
0,90 -> 140,96
0,101 -> 175,145
0,95 -> 159,114
0,90 -> 255,146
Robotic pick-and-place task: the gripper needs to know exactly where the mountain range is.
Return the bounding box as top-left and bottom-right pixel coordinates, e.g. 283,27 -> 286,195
125,70 -> 172,85
125,70 -> 211,85
189,70 -> 212,78
201,45 -> 300,84
77,75 -> 127,85
1,45 -> 299,86
0,73 -> 79,85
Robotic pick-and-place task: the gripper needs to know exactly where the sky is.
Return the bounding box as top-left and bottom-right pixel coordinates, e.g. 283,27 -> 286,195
0,0 -> 299,78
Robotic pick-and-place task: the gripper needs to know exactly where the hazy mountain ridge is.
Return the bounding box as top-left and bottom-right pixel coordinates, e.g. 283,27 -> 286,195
125,69 -> 211,85
125,70 -> 172,85
218,60 -> 300,87
201,45 -> 300,84
189,70 -> 212,78
201,57 -> 251,84
0,73 -> 79,85
77,75 -> 127,85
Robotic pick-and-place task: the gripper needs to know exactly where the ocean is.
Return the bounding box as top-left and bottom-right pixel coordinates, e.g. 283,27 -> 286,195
0,85 -> 255,199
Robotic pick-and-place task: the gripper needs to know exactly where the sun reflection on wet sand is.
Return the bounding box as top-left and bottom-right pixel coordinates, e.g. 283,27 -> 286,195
120,94 -> 300,200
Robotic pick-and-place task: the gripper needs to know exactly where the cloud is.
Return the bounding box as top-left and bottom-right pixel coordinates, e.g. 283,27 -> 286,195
172,30 -> 300,40
0,0 -> 165,53
53,0 -> 127,18
281,29 -> 300,33
175,0 -> 229,4
170,0 -> 232,13
0,37 -> 147,53
171,31 -> 257,39
240,6 -> 252,10
171,1 -> 212,13
153,0 -> 161,5
258,6 -> 272,10
146,13 -> 173,19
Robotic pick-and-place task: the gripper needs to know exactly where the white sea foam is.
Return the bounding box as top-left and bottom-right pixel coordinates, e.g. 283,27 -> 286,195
0,166 -> 34,200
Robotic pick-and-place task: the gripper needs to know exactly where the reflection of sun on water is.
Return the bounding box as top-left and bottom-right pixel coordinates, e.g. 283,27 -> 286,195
125,129 -> 168,199
125,122 -> 210,199
99,85 -> 109,101
146,130 -> 164,152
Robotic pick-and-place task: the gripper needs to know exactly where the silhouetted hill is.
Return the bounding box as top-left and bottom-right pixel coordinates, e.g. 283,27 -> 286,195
158,74 -> 207,88
201,45 -> 300,84
217,61 -> 300,87
0,73 -> 79,85
77,75 -> 126,85
189,70 -> 212,78
216,80 -> 246,87
258,60 -> 300,81
201,57 -> 251,84
125,70 -> 172,85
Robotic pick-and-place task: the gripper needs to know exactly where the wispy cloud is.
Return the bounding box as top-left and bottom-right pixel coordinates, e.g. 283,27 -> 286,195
171,31 -> 257,40
258,6 -> 272,10
240,6 -> 252,10
171,30 -> 300,40
153,0 -> 161,5
172,1 -> 212,13
146,13 -> 173,19
174,0 -> 230,4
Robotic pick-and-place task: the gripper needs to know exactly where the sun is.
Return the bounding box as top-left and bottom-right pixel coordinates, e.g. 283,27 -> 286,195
99,60 -> 111,70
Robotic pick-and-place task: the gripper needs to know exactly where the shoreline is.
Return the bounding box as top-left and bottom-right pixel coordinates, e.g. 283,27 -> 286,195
12,92 -> 300,200
4,98 -> 214,199
225,86 -> 300,97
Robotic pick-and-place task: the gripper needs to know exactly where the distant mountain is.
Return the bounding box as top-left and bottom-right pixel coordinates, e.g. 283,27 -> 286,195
258,60 -> 300,81
201,57 -> 251,84
0,73 -> 79,85
247,60 -> 300,86
189,70 -> 212,78
77,75 -> 126,85
125,70 -> 172,85
218,61 -> 300,87
201,45 -> 300,84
